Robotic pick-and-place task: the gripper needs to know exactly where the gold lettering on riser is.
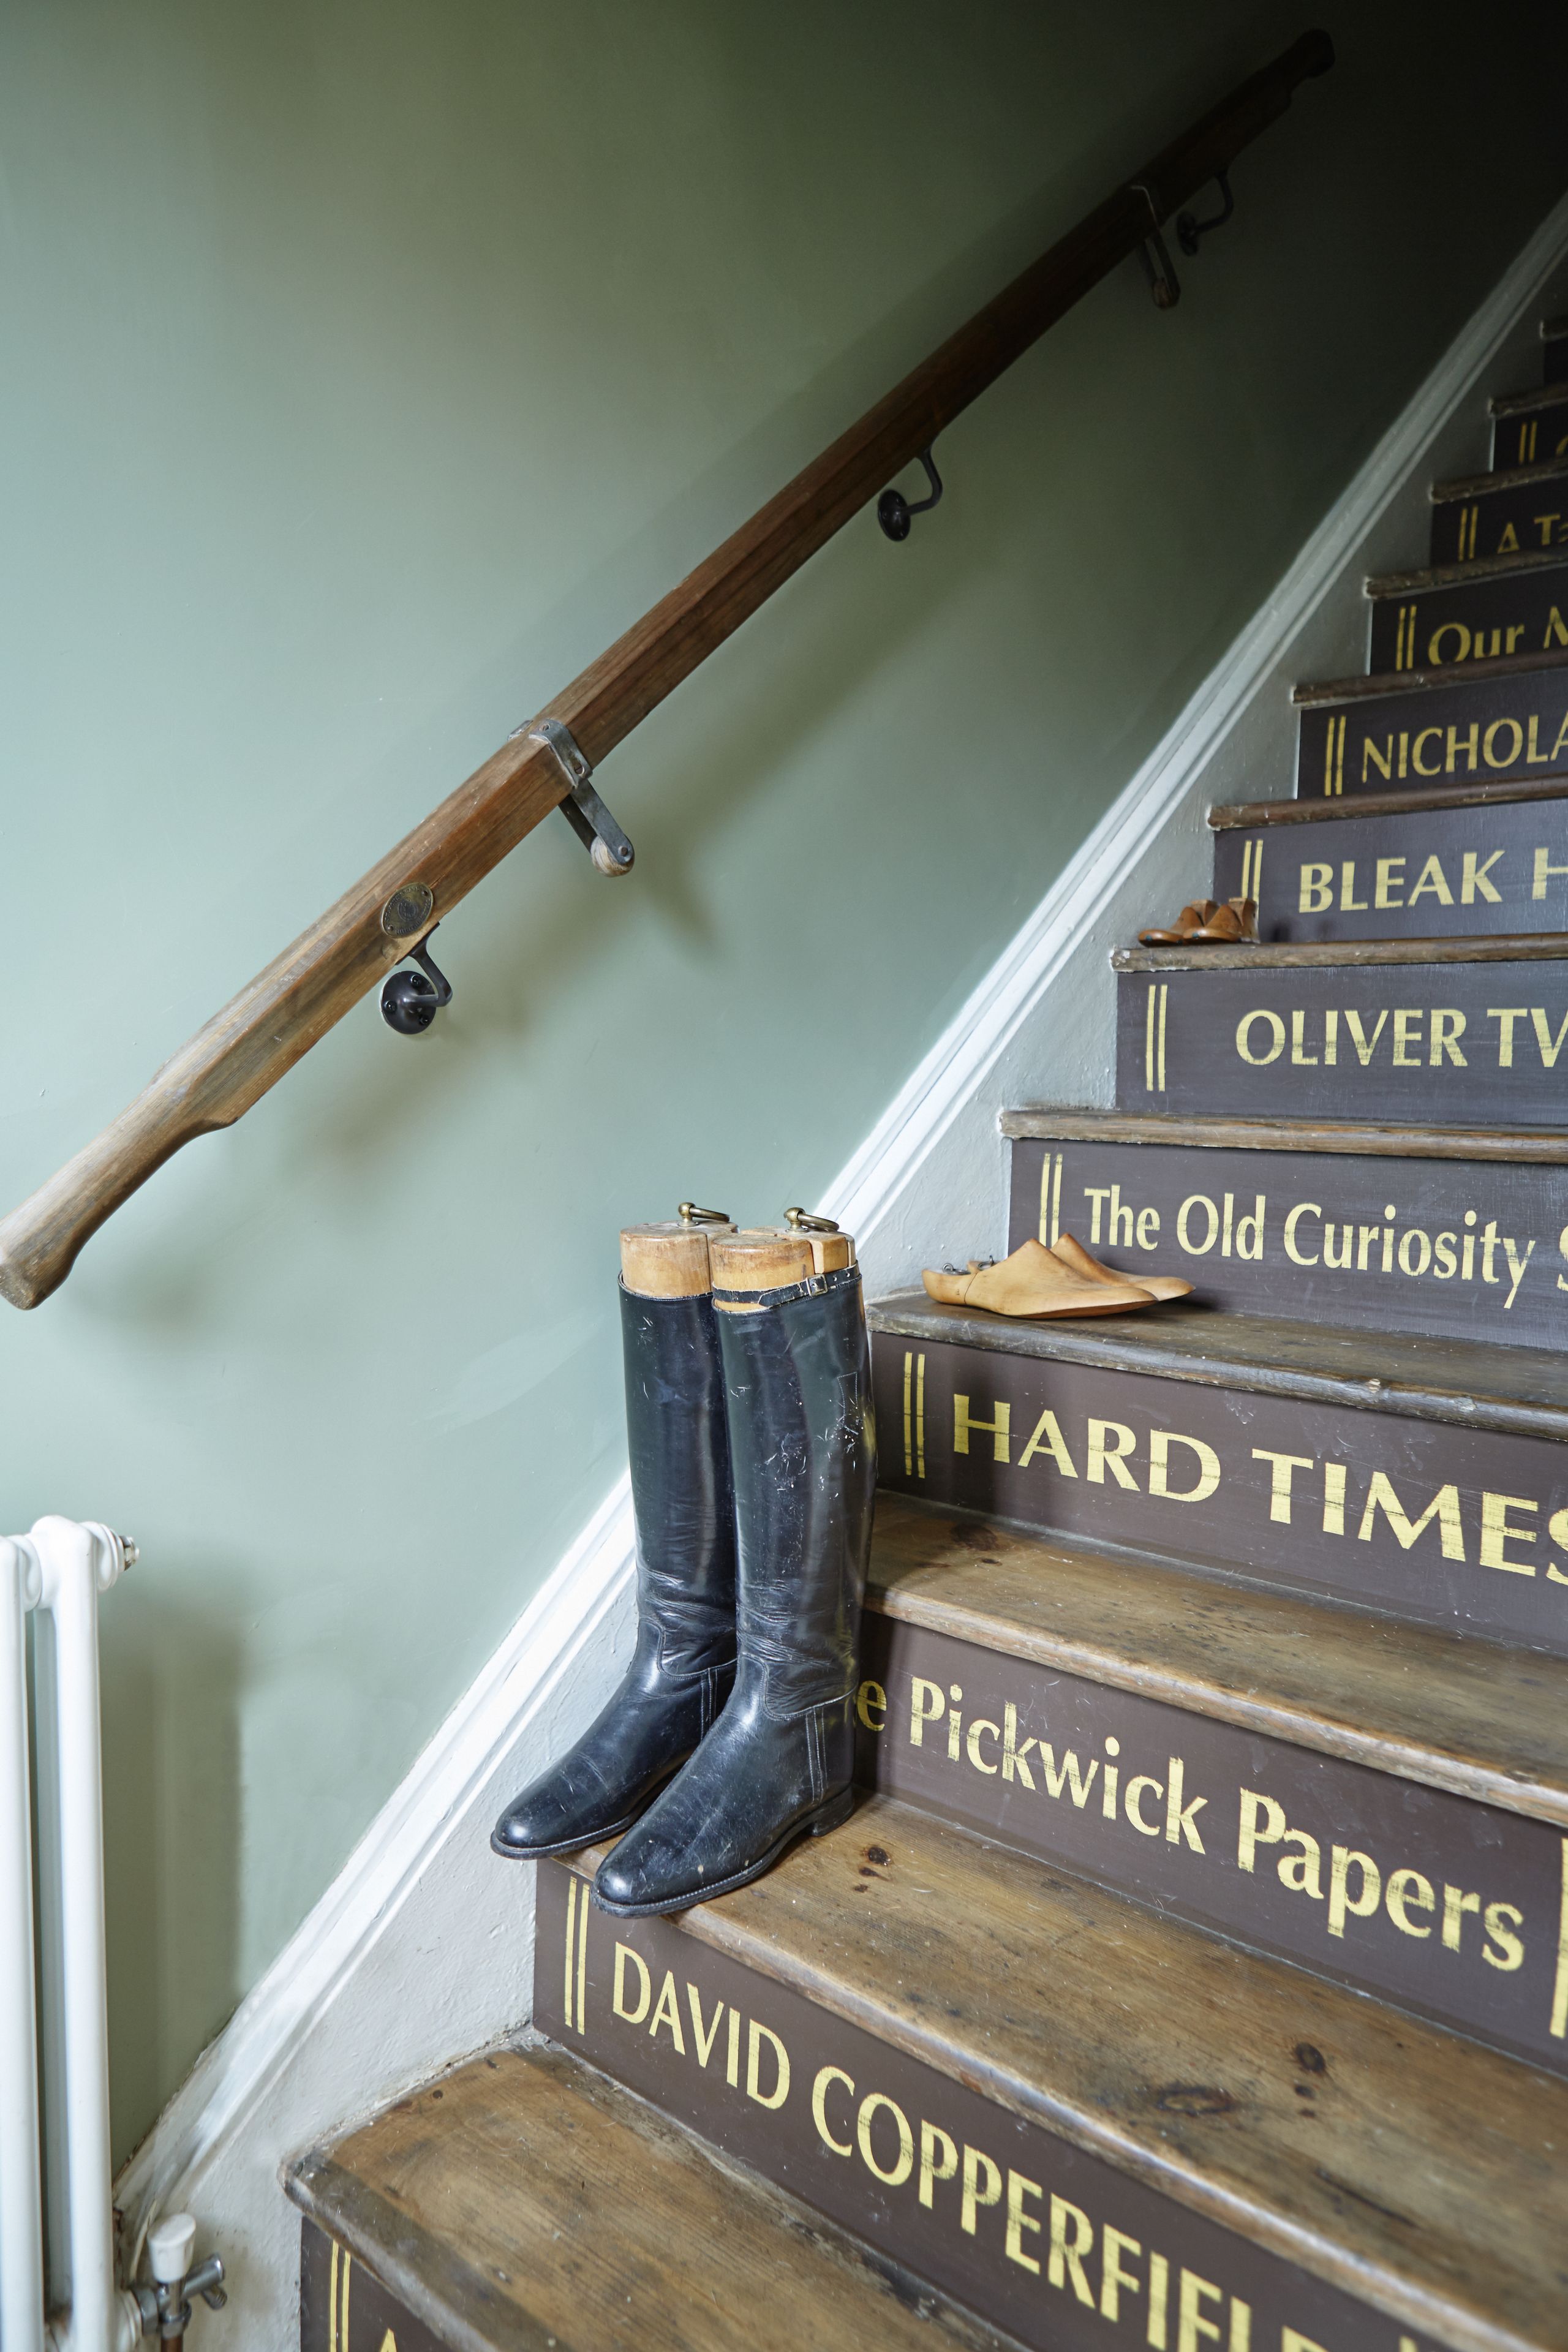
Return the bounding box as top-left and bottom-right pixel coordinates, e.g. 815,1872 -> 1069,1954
903,1364 -> 1568,1577
584,1888 -> 1409,2352
1219,1000 -> 1568,1073
1025,1148 -> 1567,1321
954,1394 -> 1009,1461
859,1615 -> 1567,2076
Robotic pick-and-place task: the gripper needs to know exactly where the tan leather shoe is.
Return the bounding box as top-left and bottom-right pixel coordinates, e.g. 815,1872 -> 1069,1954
922,1238 -> 1155,1319
1049,1231 -> 1193,1304
1137,900 -> 1219,946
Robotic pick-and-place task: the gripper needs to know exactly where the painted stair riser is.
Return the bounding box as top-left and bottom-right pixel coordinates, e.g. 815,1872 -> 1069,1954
858,1611 -> 1568,2078
1116,962 -> 1568,1127
1492,405 -> 1568,470
1431,481 -> 1568,567
534,1864 -> 1433,2352
873,1334 -> 1568,1651
300,2226 -> 442,2352
1010,1136 -> 1567,1352
1370,562 -> 1568,674
1547,337 -> 1568,387
1214,797 -> 1568,943
1297,667 -> 1568,798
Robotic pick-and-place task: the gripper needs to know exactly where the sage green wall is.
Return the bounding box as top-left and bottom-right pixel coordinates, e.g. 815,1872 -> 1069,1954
2,1 -> 1564,2159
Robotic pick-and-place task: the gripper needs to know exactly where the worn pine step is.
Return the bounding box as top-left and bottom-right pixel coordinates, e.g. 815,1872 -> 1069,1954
1112,936 -> 1568,1129
861,1496 -> 1568,2073
1292,647 -> 1568,799
1000,1108 -> 1568,1352
1209,782 -> 1568,944
287,2040 -> 1004,2352
1429,456 -> 1568,567
867,1292 -> 1568,1651
541,1800 -> 1568,2352
1490,380 -> 1568,470
1366,547 -> 1568,674
1545,314 -> 1568,388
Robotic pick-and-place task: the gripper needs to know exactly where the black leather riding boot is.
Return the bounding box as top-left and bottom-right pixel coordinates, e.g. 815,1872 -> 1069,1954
592,1262 -> 875,1915
491,1284 -> 737,1860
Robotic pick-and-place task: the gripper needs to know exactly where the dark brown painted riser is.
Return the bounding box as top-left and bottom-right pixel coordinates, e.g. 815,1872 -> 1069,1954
1368,560 -> 1568,674
1007,1134 -> 1568,1354
1491,402 -> 1568,472
1114,961 -> 1568,1128
858,1610 -> 1568,2078
1430,478 -> 1568,568
533,1863 -> 1432,2352
870,1330 -> 1568,1653
300,2223 -> 447,2352
1213,793 -> 1568,943
1295,663 -> 1568,800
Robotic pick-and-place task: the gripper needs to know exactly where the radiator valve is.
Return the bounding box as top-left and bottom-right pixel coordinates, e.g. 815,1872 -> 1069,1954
132,2215 -> 226,2345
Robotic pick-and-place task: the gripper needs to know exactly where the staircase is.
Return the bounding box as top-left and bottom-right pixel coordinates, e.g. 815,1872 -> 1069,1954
282,326 -> 1568,2352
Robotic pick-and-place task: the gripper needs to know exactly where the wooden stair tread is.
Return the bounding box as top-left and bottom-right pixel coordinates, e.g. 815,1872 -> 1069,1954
1208,778 -> 1568,828
869,1494 -> 1568,1825
1432,453 -> 1568,502
1114,933 -> 1568,970
288,2041 -> 1005,2352
1366,545 -> 1568,598
1491,380 -> 1568,418
1294,644 -> 1568,707
997,1104 -> 1568,1163
867,1292 -> 1568,1438
571,1797 -> 1568,2352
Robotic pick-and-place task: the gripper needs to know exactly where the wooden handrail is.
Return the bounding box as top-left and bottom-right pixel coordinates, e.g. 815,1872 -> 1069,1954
0,29 -> 1332,1310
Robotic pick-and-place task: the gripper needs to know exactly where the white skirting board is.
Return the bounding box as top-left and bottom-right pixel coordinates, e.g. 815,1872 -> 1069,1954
114,191 -> 1568,2347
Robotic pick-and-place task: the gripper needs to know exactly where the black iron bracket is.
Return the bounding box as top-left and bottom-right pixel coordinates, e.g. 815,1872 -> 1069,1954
1130,183 -> 1180,310
876,446 -> 944,541
1177,168 -> 1235,257
381,925 -> 454,1036
520,716 -> 635,876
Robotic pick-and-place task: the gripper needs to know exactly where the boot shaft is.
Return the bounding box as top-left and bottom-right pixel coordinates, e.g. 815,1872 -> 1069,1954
620,1283 -> 736,1672
713,1264 -> 876,1711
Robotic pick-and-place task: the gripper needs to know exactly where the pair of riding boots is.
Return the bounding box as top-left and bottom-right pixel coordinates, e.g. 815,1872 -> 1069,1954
491,1213 -> 876,1917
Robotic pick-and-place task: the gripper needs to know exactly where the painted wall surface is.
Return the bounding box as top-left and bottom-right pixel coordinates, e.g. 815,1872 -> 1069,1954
0,1 -> 1564,2162
112,219 -> 1568,2346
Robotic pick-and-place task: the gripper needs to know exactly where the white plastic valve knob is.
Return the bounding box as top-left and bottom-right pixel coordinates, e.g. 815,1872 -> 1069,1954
148,2214 -> 197,2286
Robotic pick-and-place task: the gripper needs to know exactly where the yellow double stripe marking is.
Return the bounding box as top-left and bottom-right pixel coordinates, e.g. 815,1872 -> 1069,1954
1036,1150 -> 1064,1249
328,2242 -> 352,2352
1144,982 -> 1169,1093
562,1872 -> 589,2034
1321,712 -> 1346,794
902,1351 -> 926,1479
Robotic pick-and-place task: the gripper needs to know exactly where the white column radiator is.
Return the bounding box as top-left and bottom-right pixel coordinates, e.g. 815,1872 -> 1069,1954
1,1517 -> 139,2352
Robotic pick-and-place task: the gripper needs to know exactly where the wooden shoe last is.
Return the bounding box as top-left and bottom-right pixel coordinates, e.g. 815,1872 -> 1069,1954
922,1237 -> 1154,1319
1049,1229 -> 1194,1303
1138,895 -> 1258,945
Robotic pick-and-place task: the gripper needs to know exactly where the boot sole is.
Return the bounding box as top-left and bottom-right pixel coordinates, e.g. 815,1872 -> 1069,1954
589,1785 -> 858,1917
